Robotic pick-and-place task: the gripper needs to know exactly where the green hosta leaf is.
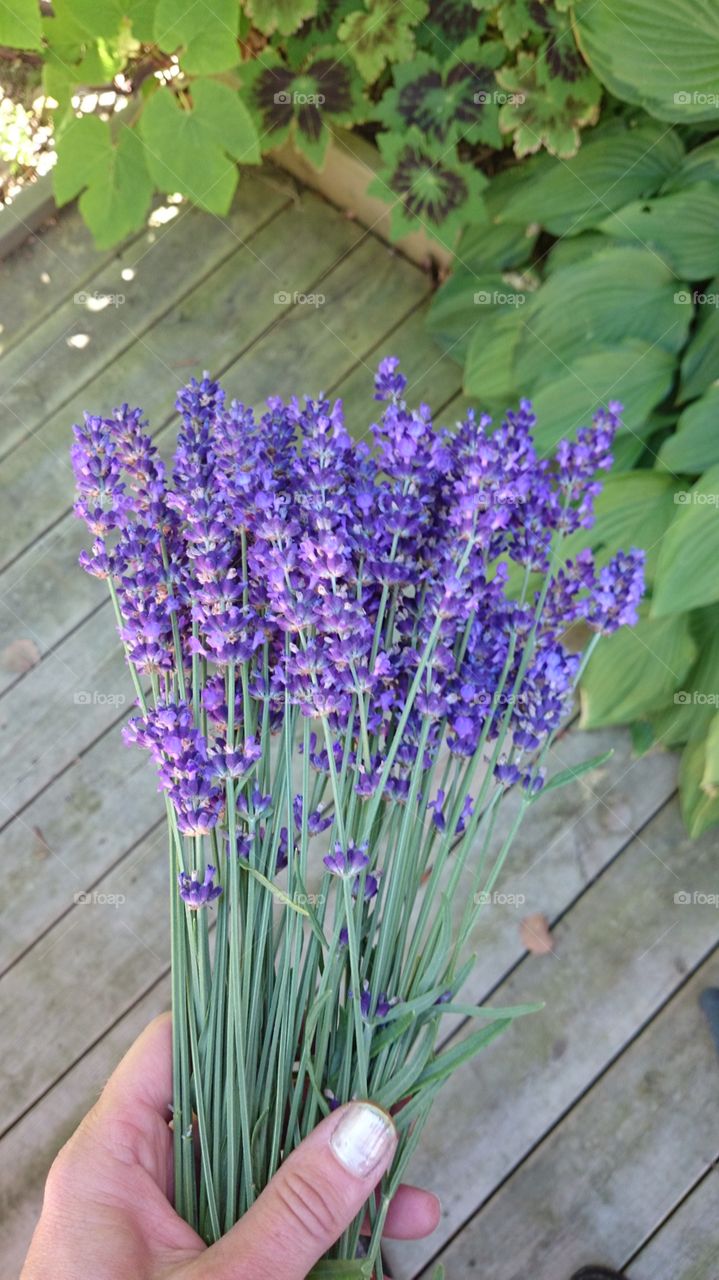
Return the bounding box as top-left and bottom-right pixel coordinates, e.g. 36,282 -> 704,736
562,470 -> 680,587
369,127 -> 487,249
659,386 -> 719,475
651,606 -> 719,747
0,0 -> 43,48
513,247 -> 690,391
154,0 -> 239,73
338,0 -> 428,84
246,0 -> 318,37
544,232 -> 608,274
465,307 -> 524,403
68,0 -> 156,39
529,342 -> 675,458
241,46 -> 365,169
53,116 -> 152,248
652,465 -> 719,617
702,712 -> 719,795
662,136 -> 719,192
598,184 -> 719,280
497,47 -> 601,158
458,219 -> 538,271
537,749 -> 614,799
580,609 -> 698,726
679,281 -> 719,402
140,79 -> 260,214
679,733 -> 719,837
426,266 -> 533,362
574,0 -> 719,123
374,41 -> 506,148
496,122 -> 683,236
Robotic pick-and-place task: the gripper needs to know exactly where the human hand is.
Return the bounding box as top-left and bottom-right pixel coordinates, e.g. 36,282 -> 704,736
21,1014 -> 440,1279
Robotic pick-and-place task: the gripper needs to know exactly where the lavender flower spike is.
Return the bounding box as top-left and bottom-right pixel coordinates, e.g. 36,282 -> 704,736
323,839 -> 370,877
178,865 -> 223,909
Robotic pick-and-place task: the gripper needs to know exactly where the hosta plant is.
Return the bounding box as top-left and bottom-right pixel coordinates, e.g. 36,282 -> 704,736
70,357 -> 643,1274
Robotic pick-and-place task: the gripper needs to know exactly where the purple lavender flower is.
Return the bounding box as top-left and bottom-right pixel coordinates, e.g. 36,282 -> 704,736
323,840 -> 370,877
178,865 -> 223,908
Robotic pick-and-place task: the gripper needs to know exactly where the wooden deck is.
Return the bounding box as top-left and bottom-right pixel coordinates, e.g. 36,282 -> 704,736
0,167 -> 717,1280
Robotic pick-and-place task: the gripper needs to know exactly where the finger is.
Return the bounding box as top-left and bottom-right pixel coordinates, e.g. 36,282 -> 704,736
94,1012 -> 173,1124
371,1184 -> 441,1240
200,1101 -> 397,1280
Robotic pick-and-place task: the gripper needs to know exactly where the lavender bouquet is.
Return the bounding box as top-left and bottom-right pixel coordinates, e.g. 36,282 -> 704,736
71,358 -> 643,1276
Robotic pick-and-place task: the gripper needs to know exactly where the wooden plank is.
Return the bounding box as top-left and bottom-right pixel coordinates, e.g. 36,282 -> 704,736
0,169 -> 288,460
385,795 -> 718,1277
0,979 -> 171,1277
628,1172 -> 719,1280
418,957 -> 719,1280
0,302 -> 455,700
1,202 -> 135,357
0,173 -> 57,262
0,189 -> 361,572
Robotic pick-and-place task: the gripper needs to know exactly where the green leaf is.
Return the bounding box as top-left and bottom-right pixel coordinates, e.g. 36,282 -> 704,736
561,469 -> 680,587
496,121 -> 683,236
679,281 -> 719,402
537,749 -> 614,799
369,127 -> 487,249
662,136 -> 719,192
140,79 -> 260,214
53,117 -> 152,248
373,40 -> 506,148
598,184 -> 719,280
0,0 -> 42,49
659,386 -> 719,475
464,308 -> 524,404
241,46 -> 365,170
239,863 -> 309,915
415,1019 -> 513,1090
338,0 -> 428,84
458,218 -> 538,272
528,342 -> 676,456
651,605 -> 719,746
154,0 -> 239,73
496,47 -> 601,159
652,465 -> 719,617
679,732 -> 719,837
575,0 -> 719,123
427,267 -> 533,364
307,1263 -> 372,1279
544,232 -> 609,275
247,0 -> 318,36
513,247 -> 690,391
580,609 -> 698,726
431,1268 -> 446,1280
68,0 -> 157,39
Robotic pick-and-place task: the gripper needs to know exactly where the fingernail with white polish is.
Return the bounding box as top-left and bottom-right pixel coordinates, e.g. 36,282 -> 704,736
330,1103 -> 396,1178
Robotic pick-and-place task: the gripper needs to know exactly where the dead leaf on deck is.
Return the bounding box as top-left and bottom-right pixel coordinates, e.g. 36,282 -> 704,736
520,912 -> 554,955
2,637 -> 41,673
31,825 -> 51,860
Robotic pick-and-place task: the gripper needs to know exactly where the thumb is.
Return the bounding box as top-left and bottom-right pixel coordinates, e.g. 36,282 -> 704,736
200,1102 -> 397,1280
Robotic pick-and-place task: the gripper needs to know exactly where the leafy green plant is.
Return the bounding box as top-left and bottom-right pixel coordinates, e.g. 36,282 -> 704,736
429,117 -> 719,833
